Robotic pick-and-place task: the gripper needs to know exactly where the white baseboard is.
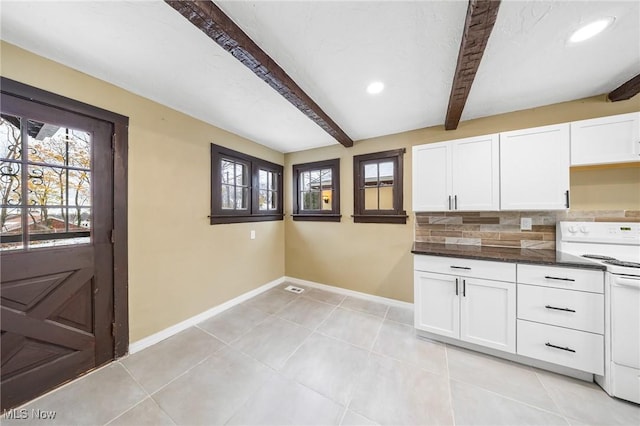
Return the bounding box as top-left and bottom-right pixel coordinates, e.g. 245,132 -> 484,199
284,276 -> 413,309
128,276 -> 285,354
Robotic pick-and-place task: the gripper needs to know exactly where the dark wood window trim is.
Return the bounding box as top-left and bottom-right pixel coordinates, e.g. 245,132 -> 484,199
292,158 -> 341,222
353,148 -> 407,224
210,144 -> 283,224
0,77 -> 130,358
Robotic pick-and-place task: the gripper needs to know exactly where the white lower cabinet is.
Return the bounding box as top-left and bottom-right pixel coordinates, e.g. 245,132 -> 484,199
414,256 -> 516,353
516,264 -> 605,375
414,255 -> 606,376
517,320 -> 604,375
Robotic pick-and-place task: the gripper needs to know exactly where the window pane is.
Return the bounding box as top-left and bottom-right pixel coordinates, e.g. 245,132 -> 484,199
302,191 -> 321,210
379,161 -> 394,185
69,170 -> 91,207
309,170 -> 320,190
221,160 -> 234,185
364,163 -> 378,184
0,114 -> 21,160
268,171 -> 276,190
300,172 -> 310,191
379,186 -> 394,210
268,191 -> 277,210
321,169 -> 332,188
221,184 -> 235,209
235,163 -> 246,186
236,187 -> 248,210
321,189 -> 332,211
1,207 -> 23,251
364,187 -> 379,210
28,165 -> 65,206
259,189 -> 267,210
259,169 -> 268,190
0,161 -> 22,205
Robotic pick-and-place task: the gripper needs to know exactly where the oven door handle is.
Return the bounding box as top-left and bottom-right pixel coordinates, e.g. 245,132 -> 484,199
612,275 -> 640,289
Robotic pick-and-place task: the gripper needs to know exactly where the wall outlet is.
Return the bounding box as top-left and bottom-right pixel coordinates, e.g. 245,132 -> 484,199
250,230 -> 256,240
520,217 -> 532,231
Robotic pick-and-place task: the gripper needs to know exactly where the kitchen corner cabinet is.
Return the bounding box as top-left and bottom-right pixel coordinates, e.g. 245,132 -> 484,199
412,134 -> 499,211
570,112 -> 640,166
414,255 -> 516,353
500,123 -> 570,210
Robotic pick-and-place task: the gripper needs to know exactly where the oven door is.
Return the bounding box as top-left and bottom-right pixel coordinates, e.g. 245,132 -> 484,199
611,274 -> 640,369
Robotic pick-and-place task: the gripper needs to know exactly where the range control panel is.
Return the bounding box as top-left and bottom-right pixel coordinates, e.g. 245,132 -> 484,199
558,222 -> 640,245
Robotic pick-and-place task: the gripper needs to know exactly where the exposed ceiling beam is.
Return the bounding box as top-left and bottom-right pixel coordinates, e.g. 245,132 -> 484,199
444,0 -> 501,130
164,0 -> 354,148
608,73 -> 640,102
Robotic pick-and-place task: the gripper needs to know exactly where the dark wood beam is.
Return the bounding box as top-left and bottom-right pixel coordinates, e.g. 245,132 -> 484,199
445,0 -> 501,130
164,0 -> 353,147
608,73 -> 640,102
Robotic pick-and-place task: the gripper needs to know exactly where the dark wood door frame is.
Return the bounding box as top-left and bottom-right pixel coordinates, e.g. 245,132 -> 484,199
0,77 -> 129,358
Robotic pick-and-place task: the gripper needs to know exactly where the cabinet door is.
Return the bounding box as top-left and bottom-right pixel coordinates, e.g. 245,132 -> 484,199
452,134 -> 500,211
500,124 -> 570,210
571,112 -> 640,166
414,271 -> 459,338
412,142 -> 452,211
460,277 -> 516,353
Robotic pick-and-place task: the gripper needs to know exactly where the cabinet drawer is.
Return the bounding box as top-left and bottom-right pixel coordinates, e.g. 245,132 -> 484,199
517,320 -> 604,375
517,284 -> 604,334
517,264 -> 604,293
414,255 -> 515,282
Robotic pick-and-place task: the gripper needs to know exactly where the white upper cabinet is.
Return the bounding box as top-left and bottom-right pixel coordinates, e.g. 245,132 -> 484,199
500,124 -> 570,210
413,134 -> 499,211
452,134 -> 500,211
570,112 -> 640,166
413,142 -> 451,211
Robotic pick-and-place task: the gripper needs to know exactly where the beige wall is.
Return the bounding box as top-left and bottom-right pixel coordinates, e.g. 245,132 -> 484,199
1,42 -> 285,342
285,96 -> 640,302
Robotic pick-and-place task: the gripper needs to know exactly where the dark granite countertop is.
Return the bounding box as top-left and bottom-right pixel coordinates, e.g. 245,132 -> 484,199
412,242 -> 606,271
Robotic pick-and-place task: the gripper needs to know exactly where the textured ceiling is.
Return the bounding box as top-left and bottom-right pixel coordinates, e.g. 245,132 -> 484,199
1,1 -> 638,153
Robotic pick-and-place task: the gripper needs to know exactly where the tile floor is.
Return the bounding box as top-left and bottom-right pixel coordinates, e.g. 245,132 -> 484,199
4,283 -> 640,426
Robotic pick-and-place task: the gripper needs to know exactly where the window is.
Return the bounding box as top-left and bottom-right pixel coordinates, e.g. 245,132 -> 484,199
210,144 -> 283,224
292,159 -> 340,222
353,148 -> 407,224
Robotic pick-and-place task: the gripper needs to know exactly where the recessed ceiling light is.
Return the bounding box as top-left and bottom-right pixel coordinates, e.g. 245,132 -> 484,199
367,81 -> 384,95
569,18 -> 614,43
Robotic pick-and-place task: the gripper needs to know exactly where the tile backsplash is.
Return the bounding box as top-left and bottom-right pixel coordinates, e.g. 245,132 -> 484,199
415,210 -> 639,250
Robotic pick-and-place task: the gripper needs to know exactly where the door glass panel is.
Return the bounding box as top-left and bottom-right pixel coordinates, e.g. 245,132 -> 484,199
0,116 -> 93,250
69,170 -> 91,207
1,162 -> 22,205
0,114 -> 21,160
27,165 -> 65,206
1,207 -> 23,251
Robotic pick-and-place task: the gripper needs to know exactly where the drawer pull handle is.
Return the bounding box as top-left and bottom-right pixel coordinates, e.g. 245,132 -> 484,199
545,305 -> 576,313
545,342 -> 576,353
451,266 -> 471,270
544,276 -> 575,282
463,279 -> 466,297
455,278 -> 459,296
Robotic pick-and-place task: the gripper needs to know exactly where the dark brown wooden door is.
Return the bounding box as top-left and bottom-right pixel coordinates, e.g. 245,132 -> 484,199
0,93 -> 114,410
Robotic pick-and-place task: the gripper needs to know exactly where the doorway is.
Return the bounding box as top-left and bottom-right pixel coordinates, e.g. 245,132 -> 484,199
0,79 -> 128,410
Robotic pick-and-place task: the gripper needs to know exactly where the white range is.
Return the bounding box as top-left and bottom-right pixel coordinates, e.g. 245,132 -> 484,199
557,221 -> 640,404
